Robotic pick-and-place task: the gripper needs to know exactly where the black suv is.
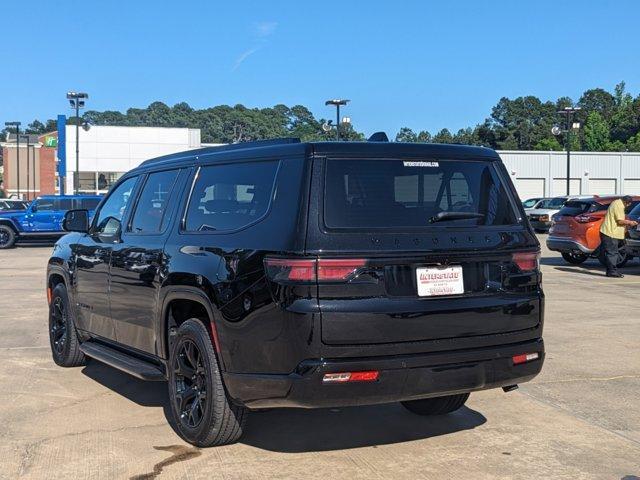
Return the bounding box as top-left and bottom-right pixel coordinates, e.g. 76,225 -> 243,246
47,138 -> 544,447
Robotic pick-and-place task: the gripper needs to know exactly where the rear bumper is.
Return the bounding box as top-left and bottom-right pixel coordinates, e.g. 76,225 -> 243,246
546,236 -> 593,254
528,220 -> 552,230
223,338 -> 544,409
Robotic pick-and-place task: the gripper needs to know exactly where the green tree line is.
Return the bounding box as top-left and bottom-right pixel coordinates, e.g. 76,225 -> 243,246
2,82 -> 639,151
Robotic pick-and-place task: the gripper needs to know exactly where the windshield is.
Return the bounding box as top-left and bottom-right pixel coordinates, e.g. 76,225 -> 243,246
324,158 -> 519,229
523,198 -> 540,208
538,197 -> 566,209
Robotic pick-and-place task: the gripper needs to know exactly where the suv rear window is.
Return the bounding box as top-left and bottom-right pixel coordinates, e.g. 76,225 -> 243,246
324,159 -> 518,229
558,201 -> 606,216
184,160 -> 280,232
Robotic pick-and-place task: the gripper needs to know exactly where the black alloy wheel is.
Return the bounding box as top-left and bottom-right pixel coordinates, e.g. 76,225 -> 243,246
50,297 -> 68,355
167,319 -> 247,447
0,225 -> 16,249
561,251 -> 588,265
48,283 -> 86,367
173,339 -> 207,429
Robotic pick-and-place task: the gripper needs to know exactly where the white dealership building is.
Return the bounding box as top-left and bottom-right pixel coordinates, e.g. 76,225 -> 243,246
60,125 -> 205,194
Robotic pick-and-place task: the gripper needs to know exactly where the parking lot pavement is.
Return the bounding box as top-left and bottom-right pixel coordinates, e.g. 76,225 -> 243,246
0,239 -> 639,480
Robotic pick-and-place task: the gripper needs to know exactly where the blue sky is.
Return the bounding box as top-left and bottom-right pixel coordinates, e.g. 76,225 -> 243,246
1,0 -> 639,137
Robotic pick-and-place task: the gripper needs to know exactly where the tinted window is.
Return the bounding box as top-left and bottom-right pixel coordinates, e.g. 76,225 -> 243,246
130,170 -> 180,233
77,198 -> 101,210
324,159 -> 518,229
538,197 -> 566,209
522,198 -> 540,208
558,201 -> 602,216
185,161 -> 279,232
35,199 -> 55,211
57,199 -> 73,211
94,177 -> 137,234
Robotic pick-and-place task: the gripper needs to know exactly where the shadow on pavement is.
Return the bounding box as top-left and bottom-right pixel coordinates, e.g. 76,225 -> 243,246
241,403 -> 486,452
81,360 -> 486,452
81,360 -> 169,408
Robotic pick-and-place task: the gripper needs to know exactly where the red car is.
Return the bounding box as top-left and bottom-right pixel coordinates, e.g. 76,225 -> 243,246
546,196 -> 640,266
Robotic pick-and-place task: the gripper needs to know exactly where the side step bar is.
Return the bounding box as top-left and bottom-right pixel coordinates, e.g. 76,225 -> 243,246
80,341 -> 165,381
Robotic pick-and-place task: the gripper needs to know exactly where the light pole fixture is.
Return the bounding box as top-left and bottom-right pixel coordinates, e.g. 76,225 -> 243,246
66,91 -> 89,194
19,134 -> 31,200
325,99 -> 350,141
552,107 -> 581,196
5,121 -> 21,198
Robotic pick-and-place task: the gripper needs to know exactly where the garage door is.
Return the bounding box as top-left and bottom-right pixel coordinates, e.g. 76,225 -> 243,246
589,178 -> 616,195
624,179 -> 640,195
552,178 -> 581,196
513,178 -> 545,201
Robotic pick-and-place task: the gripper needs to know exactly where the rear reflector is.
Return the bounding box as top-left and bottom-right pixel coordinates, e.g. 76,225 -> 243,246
323,371 -> 379,383
512,251 -> 540,272
512,352 -> 539,365
265,257 -> 366,283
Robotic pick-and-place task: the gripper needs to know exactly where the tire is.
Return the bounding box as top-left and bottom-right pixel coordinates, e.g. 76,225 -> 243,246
168,319 -> 247,447
49,283 -> 86,367
561,252 -> 588,264
0,225 -> 16,249
401,393 -> 470,416
597,246 -> 630,268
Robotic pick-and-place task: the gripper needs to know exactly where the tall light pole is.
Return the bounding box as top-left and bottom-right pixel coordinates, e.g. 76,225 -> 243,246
5,121 -> 21,198
20,134 -> 31,200
553,107 -> 581,196
325,99 -> 350,141
66,91 -> 88,194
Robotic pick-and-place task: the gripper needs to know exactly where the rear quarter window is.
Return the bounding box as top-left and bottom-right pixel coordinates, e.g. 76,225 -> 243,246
184,160 -> 280,232
324,158 -> 519,229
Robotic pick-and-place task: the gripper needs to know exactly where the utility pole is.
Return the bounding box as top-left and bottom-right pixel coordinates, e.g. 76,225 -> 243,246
553,107 -> 582,196
66,92 -> 89,194
324,99 -> 350,141
5,122 -> 21,198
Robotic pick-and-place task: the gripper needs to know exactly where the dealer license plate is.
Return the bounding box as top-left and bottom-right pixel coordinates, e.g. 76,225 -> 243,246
416,266 -> 464,297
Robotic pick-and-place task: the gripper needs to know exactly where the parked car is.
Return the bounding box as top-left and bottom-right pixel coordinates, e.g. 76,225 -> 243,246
525,197 -> 570,233
0,199 -> 29,211
47,138 -> 544,447
547,196 -> 640,265
0,195 -> 102,249
522,197 -> 543,209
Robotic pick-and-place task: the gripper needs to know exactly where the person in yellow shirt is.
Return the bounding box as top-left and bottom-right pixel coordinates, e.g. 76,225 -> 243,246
600,195 -> 638,278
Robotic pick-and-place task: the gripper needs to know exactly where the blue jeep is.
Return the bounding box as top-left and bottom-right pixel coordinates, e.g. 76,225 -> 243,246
0,195 -> 102,249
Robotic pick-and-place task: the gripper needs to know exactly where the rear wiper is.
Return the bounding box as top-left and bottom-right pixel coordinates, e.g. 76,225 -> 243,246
429,211 -> 485,223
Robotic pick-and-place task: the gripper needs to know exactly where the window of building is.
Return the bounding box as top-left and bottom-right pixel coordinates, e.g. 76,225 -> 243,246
77,172 -> 124,194
130,170 -> 180,233
184,161 -> 279,232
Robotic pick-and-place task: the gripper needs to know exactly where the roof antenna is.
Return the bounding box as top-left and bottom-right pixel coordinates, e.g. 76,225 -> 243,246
368,132 -> 389,142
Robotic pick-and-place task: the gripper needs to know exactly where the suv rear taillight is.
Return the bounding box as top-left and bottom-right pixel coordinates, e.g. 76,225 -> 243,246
512,252 -> 540,272
575,214 -> 599,224
264,257 -> 366,283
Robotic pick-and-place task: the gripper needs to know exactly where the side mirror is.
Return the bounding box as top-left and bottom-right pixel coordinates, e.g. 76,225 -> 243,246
63,209 -> 90,233
31,203 -> 38,212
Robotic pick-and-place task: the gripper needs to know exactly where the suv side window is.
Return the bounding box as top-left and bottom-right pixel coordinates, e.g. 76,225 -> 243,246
184,160 -> 279,232
34,199 -> 55,211
77,198 -> 101,210
130,169 -> 180,233
93,177 -> 138,235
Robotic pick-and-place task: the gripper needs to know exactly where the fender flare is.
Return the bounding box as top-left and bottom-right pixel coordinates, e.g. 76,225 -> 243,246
158,286 -> 224,368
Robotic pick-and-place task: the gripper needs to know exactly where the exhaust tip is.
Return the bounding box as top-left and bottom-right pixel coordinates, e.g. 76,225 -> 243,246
502,384 -> 519,393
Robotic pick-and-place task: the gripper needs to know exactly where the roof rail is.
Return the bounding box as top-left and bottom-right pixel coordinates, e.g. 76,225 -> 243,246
138,137 -> 301,167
